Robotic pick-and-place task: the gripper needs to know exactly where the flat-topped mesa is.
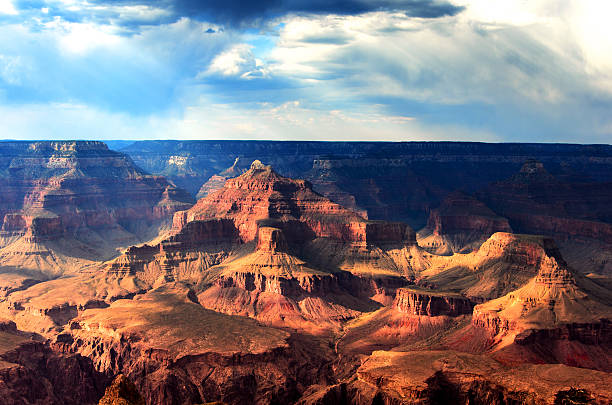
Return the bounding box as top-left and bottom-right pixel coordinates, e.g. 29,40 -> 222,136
256,226 -> 288,253
393,287 -> 475,317
174,160 -> 416,247
29,140 -> 110,153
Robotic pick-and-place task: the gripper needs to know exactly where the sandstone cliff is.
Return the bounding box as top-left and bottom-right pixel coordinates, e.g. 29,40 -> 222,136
417,192 -> 511,254
0,141 -> 193,278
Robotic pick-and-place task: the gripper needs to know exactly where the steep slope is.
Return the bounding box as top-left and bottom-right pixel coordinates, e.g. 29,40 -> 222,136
0,320 -> 107,404
419,232 -> 568,301
60,287 -> 333,405
479,159 -> 612,244
195,157 -> 244,199
417,191 -> 512,255
471,246 -> 612,370
107,161 -> 424,332
0,141 -> 193,279
197,226 -> 379,334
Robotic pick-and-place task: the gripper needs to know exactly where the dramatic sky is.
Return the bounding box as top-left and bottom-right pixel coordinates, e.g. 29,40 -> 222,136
0,0 -> 611,142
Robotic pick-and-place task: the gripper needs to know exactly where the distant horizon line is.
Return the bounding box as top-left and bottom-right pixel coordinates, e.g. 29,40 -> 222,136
1,139 -> 611,147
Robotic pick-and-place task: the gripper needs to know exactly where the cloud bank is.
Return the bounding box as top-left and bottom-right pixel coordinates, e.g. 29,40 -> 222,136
0,0 -> 611,143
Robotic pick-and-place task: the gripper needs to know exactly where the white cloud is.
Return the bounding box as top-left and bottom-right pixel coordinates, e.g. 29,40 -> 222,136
0,0 -> 611,143
0,0 -> 17,15
268,11 -> 603,105
46,19 -> 122,54
204,44 -> 269,79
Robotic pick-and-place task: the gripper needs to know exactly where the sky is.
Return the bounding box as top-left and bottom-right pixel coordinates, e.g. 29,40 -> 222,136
0,0 -> 611,143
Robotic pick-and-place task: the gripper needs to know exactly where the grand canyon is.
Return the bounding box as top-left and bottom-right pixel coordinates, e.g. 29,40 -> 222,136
0,140 -> 609,404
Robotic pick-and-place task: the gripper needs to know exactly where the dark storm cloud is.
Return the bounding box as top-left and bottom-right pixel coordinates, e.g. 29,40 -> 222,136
81,0 -> 463,27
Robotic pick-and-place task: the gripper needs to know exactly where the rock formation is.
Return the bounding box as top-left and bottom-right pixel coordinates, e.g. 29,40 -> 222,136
393,287 -> 474,317
0,141 -> 193,278
479,159 -> 612,244
195,157 -> 244,199
0,142 -> 610,404
0,320 -> 107,404
98,375 -> 144,405
60,287 -> 332,405
471,242 -> 612,370
419,232 -> 569,300
417,191 -> 511,254
336,350 -> 612,405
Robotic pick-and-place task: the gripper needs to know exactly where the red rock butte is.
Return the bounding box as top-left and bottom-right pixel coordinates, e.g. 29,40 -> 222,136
0,142 -> 610,405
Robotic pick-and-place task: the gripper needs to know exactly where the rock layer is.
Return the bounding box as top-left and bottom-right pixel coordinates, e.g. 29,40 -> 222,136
0,141 -> 193,276
393,288 -> 474,317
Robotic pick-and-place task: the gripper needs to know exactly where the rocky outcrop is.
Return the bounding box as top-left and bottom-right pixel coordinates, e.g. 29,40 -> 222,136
61,289 -> 332,405
98,375 -> 145,405
393,288 -> 474,317
480,159 -> 612,244
172,160 -> 415,247
110,161 -> 418,289
106,218 -> 239,282
0,323 -> 107,405
197,226 -> 392,331
256,226 -> 288,253
471,243 -> 612,368
335,350 -> 612,405
0,141 -> 193,275
420,232 -> 568,301
418,192 -> 511,254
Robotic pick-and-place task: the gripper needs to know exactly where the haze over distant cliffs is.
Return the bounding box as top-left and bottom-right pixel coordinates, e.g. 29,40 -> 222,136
0,140 -> 610,405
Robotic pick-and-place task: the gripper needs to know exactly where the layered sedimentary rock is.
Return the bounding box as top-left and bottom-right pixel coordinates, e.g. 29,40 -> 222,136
0,320 -> 107,405
112,160 -> 419,281
471,243 -> 612,370
334,350 -> 612,405
479,159 -> 612,244
61,288 -> 332,405
197,226 -> 384,332
0,142 -> 609,403
393,287 -> 474,317
420,232 -> 568,300
417,192 -> 511,254
0,141 -> 193,277
108,161 -> 420,332
119,141 -> 612,227
174,160 -> 415,246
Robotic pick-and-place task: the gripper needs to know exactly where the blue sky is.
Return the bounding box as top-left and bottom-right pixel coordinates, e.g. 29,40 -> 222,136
0,0 -> 611,142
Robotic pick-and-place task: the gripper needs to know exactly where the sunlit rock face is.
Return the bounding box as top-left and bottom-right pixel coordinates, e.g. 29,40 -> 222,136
0,142 -> 611,404
393,287 -> 475,317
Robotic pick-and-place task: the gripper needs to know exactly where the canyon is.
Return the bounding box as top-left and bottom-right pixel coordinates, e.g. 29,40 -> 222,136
0,140 -> 610,404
